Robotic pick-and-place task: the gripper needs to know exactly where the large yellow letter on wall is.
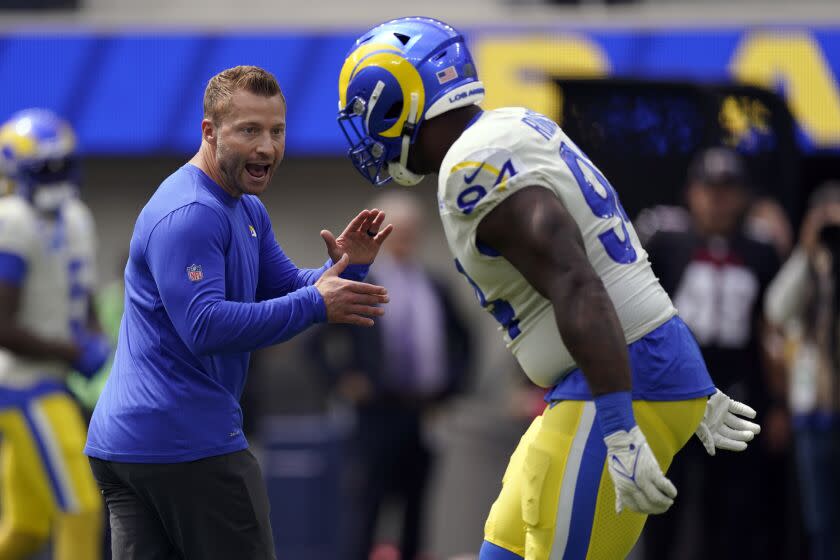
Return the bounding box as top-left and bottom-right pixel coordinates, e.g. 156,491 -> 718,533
473,35 -> 609,118
730,32 -> 840,146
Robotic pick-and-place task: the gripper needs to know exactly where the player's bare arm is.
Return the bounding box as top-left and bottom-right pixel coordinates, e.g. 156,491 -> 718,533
477,184 -> 679,514
86,299 -> 103,333
476,185 -> 631,396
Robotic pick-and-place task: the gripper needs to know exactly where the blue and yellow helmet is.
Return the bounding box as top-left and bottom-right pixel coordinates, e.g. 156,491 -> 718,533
338,17 -> 484,186
0,108 -> 79,210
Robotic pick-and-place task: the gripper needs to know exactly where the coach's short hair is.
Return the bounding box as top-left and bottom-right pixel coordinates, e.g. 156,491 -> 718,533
203,65 -> 285,123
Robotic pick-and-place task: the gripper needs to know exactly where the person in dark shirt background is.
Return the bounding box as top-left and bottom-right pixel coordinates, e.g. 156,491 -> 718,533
312,191 -> 473,560
642,147 -> 790,560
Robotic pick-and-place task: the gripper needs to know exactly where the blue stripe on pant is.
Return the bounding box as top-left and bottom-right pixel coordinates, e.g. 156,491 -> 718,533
22,402 -> 71,510
481,539 -> 524,560
560,419 -> 606,560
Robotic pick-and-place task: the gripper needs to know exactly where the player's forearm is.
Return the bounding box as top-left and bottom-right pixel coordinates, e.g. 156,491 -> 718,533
550,272 -> 632,396
185,286 -> 326,355
86,298 -> 104,334
0,327 -> 78,365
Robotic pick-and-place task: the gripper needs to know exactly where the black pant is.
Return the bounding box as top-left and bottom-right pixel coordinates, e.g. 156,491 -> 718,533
89,449 -> 276,560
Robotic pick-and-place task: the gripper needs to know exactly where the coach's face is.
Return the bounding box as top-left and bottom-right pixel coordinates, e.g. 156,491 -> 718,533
213,89 -> 286,196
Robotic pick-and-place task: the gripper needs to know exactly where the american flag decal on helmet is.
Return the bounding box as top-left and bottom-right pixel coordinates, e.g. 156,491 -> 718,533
186,264 -> 203,282
436,66 -> 458,84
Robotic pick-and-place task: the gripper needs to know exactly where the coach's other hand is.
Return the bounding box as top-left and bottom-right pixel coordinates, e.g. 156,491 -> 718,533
321,208 -> 394,265
315,254 -> 389,326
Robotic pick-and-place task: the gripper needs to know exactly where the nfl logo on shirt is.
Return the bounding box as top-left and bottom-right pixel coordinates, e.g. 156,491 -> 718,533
186,264 -> 203,282
248,225 -> 257,238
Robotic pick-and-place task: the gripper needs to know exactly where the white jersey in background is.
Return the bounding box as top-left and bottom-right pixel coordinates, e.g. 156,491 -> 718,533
438,107 -> 675,388
0,195 -> 97,387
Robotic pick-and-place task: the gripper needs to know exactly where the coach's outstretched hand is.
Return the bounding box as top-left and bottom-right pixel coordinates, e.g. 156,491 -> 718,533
315,254 -> 389,327
605,426 -> 677,515
695,389 -> 761,456
321,208 -> 394,265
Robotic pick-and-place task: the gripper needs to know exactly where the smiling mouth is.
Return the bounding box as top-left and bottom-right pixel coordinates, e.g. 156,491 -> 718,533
245,163 -> 270,180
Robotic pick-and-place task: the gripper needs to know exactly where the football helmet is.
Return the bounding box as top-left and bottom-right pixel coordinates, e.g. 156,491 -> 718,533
337,17 -> 484,186
0,108 -> 79,212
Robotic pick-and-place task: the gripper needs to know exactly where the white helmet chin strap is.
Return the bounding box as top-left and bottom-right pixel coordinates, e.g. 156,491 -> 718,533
365,80 -> 385,133
388,91 -> 425,186
388,160 -> 423,186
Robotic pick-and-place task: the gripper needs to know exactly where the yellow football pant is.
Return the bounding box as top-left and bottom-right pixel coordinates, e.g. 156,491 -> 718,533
484,398 -> 706,560
0,386 -> 102,560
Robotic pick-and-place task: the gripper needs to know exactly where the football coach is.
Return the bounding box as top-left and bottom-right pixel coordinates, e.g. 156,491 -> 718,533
85,65 -> 392,560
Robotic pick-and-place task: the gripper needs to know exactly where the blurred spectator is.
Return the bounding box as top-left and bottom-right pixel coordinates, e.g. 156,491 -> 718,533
642,147 -> 789,560
634,204 -> 690,246
747,197 -> 795,260
765,182 -> 840,560
311,190 -> 473,560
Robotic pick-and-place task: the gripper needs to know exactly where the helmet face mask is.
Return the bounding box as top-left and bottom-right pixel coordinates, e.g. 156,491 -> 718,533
0,109 -> 79,212
337,17 -> 484,186
30,180 -> 78,213
338,95 -> 393,185
18,156 -> 79,212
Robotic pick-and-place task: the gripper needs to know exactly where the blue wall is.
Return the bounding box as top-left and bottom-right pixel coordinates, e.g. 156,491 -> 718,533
2,26 -> 839,155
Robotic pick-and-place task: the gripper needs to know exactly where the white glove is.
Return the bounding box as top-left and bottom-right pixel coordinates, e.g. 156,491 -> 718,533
695,389 -> 762,456
604,426 -> 677,515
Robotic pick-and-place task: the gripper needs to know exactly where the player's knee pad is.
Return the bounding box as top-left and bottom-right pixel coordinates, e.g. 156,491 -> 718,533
483,416 -> 543,558
521,444 -> 554,560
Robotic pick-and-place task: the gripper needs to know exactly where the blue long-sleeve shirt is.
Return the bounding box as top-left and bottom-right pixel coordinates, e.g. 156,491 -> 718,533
85,164 -> 366,462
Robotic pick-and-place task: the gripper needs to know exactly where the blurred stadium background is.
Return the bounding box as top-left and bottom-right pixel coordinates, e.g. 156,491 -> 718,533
2,0 -> 839,558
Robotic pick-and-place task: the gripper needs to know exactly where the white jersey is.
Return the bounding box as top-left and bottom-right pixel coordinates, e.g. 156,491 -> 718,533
438,108 -> 676,388
0,195 -> 97,387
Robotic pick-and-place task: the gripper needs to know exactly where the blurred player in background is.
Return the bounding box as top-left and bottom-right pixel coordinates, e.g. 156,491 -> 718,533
0,109 -> 109,559
337,18 -> 761,560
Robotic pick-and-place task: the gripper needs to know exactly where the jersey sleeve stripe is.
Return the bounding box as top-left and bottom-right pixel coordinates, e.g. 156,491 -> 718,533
450,160 -> 501,176
0,251 -> 27,284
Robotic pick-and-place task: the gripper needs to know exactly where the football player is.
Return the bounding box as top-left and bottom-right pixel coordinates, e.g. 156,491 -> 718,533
0,109 -> 109,559
336,18 -> 762,560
